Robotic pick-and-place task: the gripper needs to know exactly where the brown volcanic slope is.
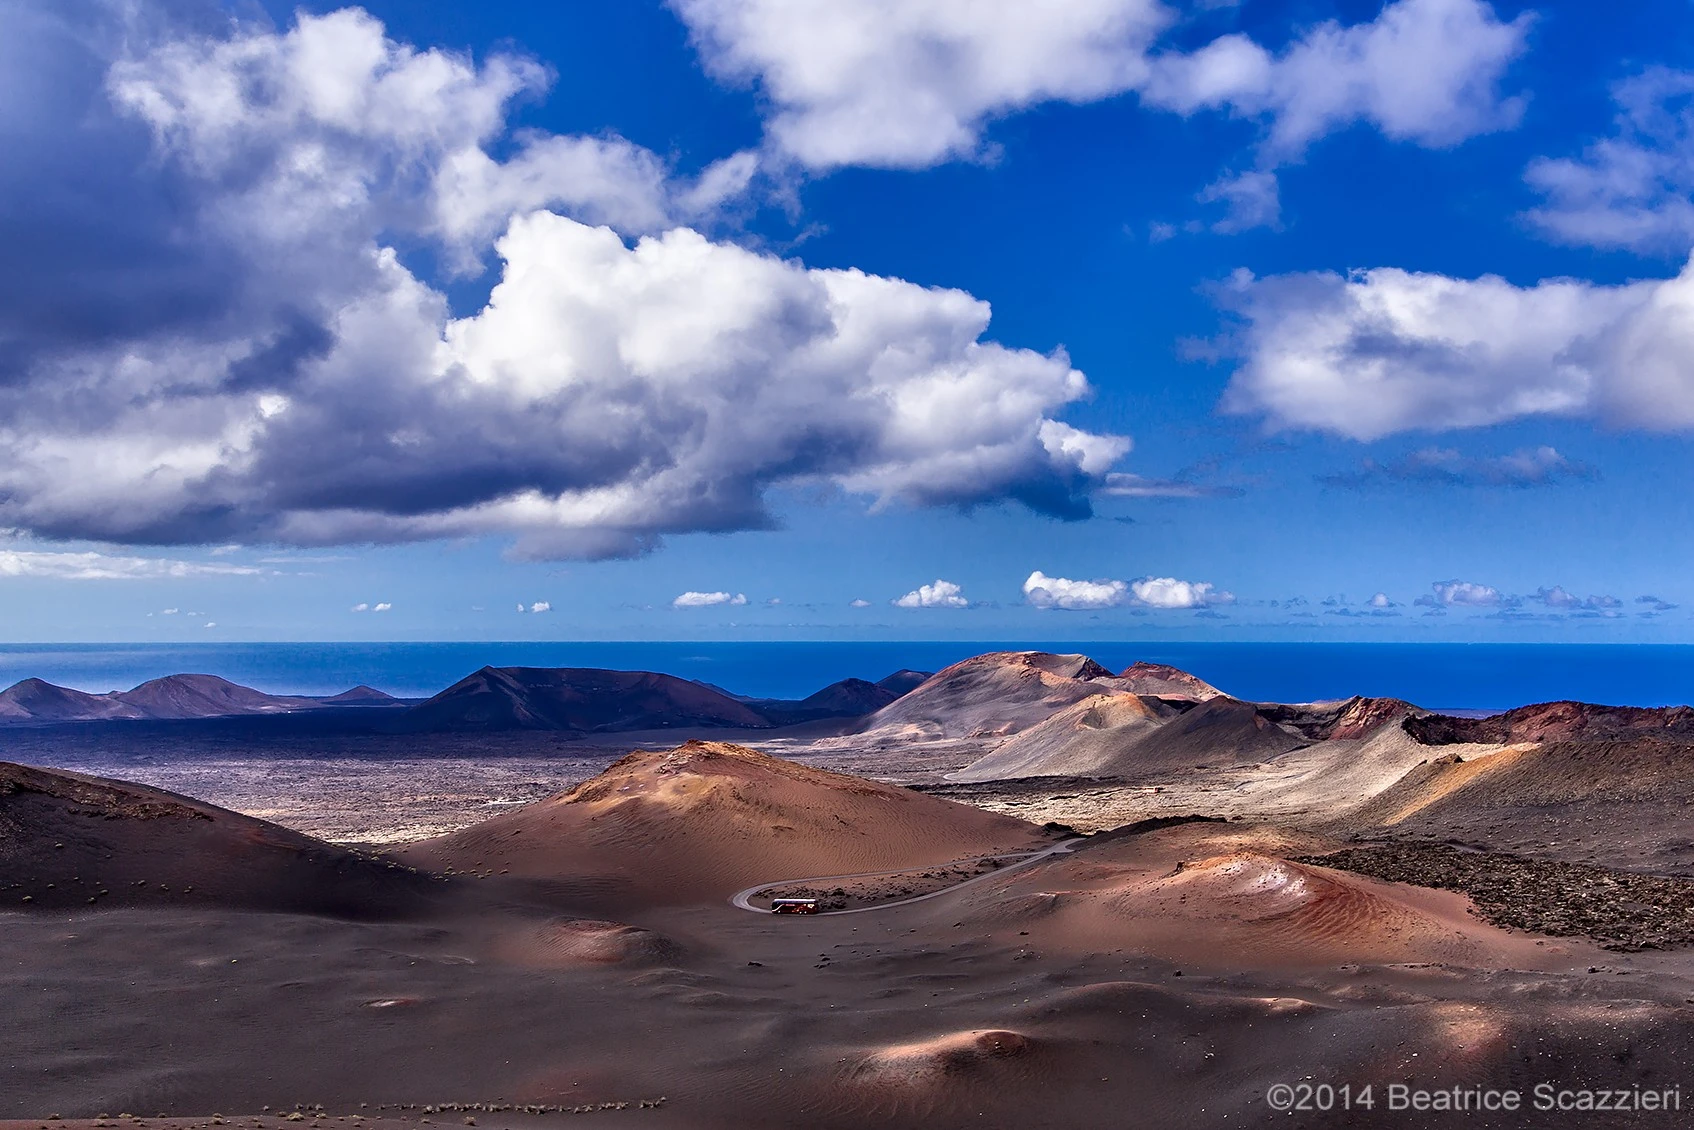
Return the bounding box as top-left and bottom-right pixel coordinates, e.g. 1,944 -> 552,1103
1407,699 -> 1694,744
1114,660 -> 1223,700
395,666 -> 773,733
1260,695 -> 1420,740
945,693 -> 1166,781
0,761 -> 433,916
401,740 -> 1046,905
857,651 -> 1127,739
948,820 -> 1560,971
1331,737 -> 1694,873
950,694 -> 1310,783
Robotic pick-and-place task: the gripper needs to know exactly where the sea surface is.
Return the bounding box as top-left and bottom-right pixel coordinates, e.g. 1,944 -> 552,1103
2,642 -> 1693,711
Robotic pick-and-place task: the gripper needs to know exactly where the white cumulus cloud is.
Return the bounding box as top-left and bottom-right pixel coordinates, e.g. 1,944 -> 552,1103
1218,258 -> 1694,438
893,579 -> 970,609
0,7 -> 1127,560
1130,576 -> 1232,608
1416,580 -> 1504,608
672,591 -> 748,608
1023,570 -> 1130,610
672,0 -> 1528,169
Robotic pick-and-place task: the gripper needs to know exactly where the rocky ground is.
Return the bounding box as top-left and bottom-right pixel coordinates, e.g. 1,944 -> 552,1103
1297,843 -> 1694,952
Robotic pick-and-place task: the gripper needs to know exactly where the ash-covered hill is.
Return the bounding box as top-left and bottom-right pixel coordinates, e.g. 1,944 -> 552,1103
0,761 -> 432,916
402,740 -> 1044,904
856,651 -> 1134,739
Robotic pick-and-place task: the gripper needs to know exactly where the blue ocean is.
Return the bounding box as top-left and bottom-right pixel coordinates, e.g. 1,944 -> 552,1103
1,642 -> 1692,712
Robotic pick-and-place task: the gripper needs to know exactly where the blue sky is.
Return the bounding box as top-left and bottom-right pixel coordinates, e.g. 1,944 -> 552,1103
3,0 -> 1693,642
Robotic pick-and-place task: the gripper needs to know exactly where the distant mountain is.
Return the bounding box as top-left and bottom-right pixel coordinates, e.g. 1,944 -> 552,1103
855,651 -> 1129,739
393,666 -> 774,733
0,678 -> 146,722
0,674 -> 386,723
874,669 -> 934,695
790,677 -> 900,716
315,685 -> 400,706
0,662 -> 928,730
115,674 -> 319,719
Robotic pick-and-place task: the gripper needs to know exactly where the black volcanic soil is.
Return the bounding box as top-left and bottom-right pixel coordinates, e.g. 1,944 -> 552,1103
1298,844 -> 1694,951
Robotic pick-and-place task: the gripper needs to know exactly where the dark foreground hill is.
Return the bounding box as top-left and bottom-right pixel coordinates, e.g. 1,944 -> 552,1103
0,761 -> 433,916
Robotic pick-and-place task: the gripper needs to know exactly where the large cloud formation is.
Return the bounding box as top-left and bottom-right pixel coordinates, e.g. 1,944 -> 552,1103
0,4 -> 1127,559
1217,259 -> 1694,439
671,0 -> 1529,169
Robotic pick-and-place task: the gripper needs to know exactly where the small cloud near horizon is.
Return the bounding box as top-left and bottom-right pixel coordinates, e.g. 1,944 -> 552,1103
893,580 -> 970,609
672,591 -> 748,609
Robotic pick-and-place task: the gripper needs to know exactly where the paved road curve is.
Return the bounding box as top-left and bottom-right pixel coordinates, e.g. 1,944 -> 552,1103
729,837 -> 1084,916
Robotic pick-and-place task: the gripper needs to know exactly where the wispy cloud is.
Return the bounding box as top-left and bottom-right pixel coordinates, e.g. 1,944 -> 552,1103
1534,586 -> 1620,613
1100,473 -> 1242,499
1325,592 -> 1402,618
1322,446 -> 1596,489
0,548 -> 265,581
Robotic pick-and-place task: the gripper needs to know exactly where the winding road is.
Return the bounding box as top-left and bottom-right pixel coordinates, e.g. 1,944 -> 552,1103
729,837 -> 1084,916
